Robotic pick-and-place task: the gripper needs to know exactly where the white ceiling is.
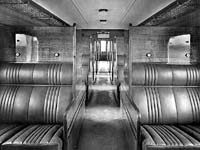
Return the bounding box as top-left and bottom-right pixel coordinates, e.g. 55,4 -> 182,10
33,0 -> 176,29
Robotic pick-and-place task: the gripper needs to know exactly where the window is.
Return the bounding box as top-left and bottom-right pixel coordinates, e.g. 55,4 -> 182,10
15,34 -> 39,62
101,40 -> 106,52
168,34 -> 191,64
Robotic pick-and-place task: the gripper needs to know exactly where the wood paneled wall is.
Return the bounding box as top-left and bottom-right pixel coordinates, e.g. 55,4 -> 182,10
129,26 -> 199,63
116,33 -> 129,82
76,30 -> 90,82
128,26 -> 200,91
0,26 -> 76,63
28,27 -> 75,62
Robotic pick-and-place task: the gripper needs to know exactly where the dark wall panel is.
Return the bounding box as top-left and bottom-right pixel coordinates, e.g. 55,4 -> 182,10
0,26 -> 15,62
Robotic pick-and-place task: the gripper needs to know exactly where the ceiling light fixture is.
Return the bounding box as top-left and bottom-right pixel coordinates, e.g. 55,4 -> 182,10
98,9 -> 108,24
100,19 -> 107,24
99,9 -> 108,12
98,9 -> 108,20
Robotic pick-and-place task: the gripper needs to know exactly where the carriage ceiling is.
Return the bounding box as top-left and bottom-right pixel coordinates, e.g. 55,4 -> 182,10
32,0 -> 176,29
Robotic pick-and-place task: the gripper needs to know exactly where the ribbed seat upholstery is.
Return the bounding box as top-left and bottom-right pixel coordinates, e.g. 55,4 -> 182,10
0,63 -> 72,85
132,63 -> 200,86
141,125 -> 200,149
131,63 -> 200,150
0,63 -> 73,150
0,125 -> 25,144
3,125 -> 63,150
131,87 -> 200,125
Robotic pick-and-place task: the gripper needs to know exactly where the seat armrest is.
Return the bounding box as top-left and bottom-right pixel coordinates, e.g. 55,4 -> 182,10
63,85 -> 86,150
85,81 -> 89,102
120,82 -> 141,150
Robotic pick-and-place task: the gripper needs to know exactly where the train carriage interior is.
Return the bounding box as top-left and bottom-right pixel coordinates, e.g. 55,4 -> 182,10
0,0 -> 200,150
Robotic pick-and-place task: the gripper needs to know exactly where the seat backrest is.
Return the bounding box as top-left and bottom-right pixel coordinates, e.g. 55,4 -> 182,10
0,63 -> 73,124
132,63 -> 200,86
0,63 -> 73,85
131,63 -> 200,125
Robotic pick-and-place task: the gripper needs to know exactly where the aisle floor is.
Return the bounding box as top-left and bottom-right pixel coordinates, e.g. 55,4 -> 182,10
77,73 -> 129,150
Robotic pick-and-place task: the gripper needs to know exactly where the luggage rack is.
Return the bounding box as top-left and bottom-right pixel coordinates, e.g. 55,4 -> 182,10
0,0 -> 70,26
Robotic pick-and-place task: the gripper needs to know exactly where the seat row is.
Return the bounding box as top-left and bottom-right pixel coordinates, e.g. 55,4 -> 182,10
0,63 -> 86,150
120,63 -> 200,150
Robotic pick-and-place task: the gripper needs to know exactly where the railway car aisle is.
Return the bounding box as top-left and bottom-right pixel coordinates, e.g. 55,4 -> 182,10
77,73 -> 129,150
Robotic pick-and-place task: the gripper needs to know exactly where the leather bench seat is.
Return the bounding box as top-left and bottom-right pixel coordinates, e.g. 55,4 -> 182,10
2,125 -> 63,150
141,125 -> 200,150
131,86 -> 200,150
0,63 -> 74,150
128,63 -> 200,150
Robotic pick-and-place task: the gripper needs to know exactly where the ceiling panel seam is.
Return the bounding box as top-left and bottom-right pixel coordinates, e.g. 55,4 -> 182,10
120,0 -> 137,24
71,0 -> 88,25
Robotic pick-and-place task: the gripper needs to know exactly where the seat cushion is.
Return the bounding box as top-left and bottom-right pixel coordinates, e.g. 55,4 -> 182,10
0,124 -> 25,145
0,86 -> 72,124
131,87 -> 200,125
141,125 -> 200,150
2,125 -> 63,150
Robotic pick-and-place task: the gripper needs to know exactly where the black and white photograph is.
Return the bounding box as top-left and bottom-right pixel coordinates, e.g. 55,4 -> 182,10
0,0 -> 199,150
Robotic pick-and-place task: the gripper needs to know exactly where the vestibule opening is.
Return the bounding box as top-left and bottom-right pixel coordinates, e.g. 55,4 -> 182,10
98,40 -> 111,73
89,38 -> 117,83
